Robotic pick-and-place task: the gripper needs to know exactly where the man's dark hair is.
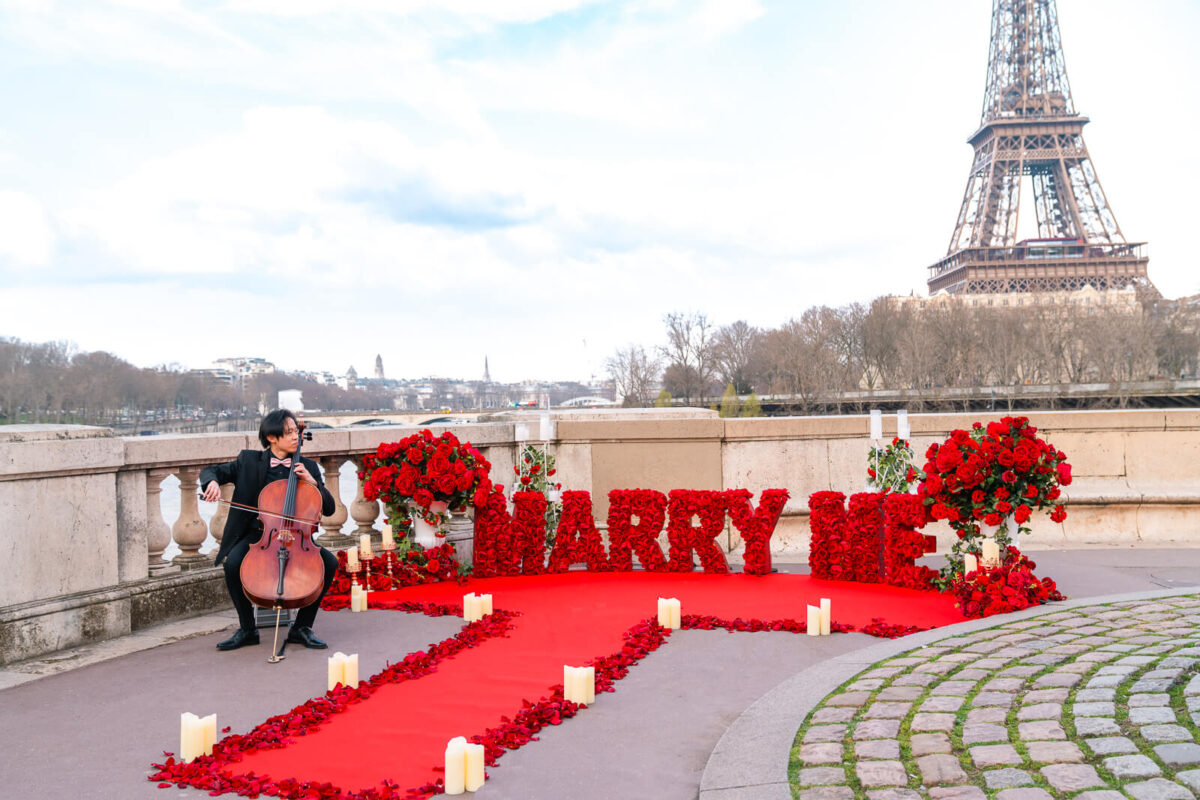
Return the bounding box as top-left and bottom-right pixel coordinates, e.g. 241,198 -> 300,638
258,409 -> 298,448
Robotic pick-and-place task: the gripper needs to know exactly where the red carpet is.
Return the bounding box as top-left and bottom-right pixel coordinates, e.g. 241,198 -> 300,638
227,572 -> 963,794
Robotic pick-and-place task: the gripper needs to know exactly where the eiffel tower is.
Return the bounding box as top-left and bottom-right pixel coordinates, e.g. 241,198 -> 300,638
927,0 -> 1149,295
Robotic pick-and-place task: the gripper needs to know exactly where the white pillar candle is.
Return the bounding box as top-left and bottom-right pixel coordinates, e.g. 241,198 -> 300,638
350,585 -> 362,612
480,594 -> 493,615
180,712 -> 203,762
463,593 -> 484,622
657,597 -> 669,627
869,409 -> 883,440
819,598 -> 831,636
981,540 -> 1000,566
465,742 -> 486,791
201,713 -> 217,756
668,598 -> 681,629
347,546 -> 359,569
807,605 -> 821,637
584,666 -> 595,704
343,653 -> 358,687
963,553 -> 978,573
563,665 -> 573,701
328,652 -> 347,690
897,410 -> 910,440
381,524 -> 395,550
444,737 -> 467,795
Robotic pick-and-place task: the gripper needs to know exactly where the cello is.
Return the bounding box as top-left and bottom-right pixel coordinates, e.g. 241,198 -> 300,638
236,420 -> 326,662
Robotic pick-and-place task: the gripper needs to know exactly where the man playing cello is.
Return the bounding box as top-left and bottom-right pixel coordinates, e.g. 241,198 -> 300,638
200,409 -> 339,651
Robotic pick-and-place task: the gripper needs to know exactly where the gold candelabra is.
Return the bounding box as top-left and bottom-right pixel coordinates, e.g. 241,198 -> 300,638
345,559 -> 362,590
360,551 -> 375,592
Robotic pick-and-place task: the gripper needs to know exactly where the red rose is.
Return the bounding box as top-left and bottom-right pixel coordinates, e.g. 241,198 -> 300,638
997,450 -> 1014,467
971,490 -> 985,504
1024,484 -> 1038,499
983,512 -> 1002,526
1057,463 -> 1072,486
406,447 -> 423,464
996,500 -> 1012,513
1002,470 -> 1017,483
1050,505 -> 1066,523
994,487 -> 1009,500
1014,504 -> 1032,523
426,559 -> 441,572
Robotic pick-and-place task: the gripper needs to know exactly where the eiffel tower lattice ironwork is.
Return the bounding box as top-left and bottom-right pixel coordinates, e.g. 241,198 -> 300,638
927,0 -> 1149,295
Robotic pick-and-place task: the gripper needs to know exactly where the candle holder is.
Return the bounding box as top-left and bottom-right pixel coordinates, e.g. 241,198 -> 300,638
361,551 -> 375,592
345,559 -> 362,590
383,549 -> 395,584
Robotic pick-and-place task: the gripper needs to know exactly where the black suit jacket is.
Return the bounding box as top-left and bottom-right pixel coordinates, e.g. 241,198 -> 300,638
200,449 -> 336,566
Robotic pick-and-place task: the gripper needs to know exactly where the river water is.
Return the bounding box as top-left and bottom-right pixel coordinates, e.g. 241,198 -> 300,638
159,460 -> 367,560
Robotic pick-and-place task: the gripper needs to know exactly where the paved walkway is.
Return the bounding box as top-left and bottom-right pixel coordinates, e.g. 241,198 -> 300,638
2,548 -> 1200,800
791,593 -> 1200,800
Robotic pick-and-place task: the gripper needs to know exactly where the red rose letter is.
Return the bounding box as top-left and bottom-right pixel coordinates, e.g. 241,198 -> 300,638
666,490 -> 730,574
606,489 -> 668,572
512,491 -> 549,575
807,491 -> 847,580
547,491 -> 610,572
724,489 -> 789,576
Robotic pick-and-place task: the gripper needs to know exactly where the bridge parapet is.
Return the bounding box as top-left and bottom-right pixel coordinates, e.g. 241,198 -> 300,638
1,408 -> 1198,666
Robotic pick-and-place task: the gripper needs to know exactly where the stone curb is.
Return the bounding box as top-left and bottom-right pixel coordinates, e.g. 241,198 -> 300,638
698,585 -> 1200,800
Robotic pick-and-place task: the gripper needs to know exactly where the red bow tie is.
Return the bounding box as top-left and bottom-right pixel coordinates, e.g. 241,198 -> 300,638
270,457 -> 292,468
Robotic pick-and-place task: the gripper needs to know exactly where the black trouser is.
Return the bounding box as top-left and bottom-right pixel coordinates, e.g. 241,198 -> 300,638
222,535 -> 338,632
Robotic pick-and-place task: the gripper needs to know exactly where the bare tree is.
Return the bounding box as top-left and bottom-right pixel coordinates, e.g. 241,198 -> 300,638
660,311 -> 716,405
605,345 -> 662,407
710,320 -> 763,394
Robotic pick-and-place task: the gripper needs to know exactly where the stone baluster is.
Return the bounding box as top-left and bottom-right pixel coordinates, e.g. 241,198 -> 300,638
316,456 -> 354,549
209,483 -> 232,547
349,457 -> 380,537
146,468 -> 179,575
171,467 -> 211,570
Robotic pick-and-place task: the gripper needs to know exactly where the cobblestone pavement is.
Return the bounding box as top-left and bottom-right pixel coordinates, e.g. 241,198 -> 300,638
792,595 -> 1200,800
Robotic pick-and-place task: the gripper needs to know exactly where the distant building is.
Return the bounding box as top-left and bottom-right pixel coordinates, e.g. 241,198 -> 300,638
483,356 -> 491,383
213,357 -> 276,383
278,389 -> 303,411
375,355 -> 384,380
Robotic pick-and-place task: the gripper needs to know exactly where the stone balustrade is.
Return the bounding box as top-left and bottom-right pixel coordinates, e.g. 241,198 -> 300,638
1,407 -> 1197,666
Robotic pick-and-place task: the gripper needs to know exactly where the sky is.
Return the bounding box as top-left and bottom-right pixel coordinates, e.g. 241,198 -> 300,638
1,0 -> 1197,384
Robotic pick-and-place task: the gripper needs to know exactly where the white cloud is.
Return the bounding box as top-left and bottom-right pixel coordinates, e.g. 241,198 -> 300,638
0,191 -> 54,267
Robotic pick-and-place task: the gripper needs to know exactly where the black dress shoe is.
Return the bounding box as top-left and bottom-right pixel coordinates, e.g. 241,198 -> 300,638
217,629 -> 260,651
285,626 -> 328,649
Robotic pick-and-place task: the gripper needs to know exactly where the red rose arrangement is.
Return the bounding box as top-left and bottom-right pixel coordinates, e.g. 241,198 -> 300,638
723,488 -> 789,576
322,544 -> 463,603
916,415 -> 1071,576
606,489 -> 669,572
882,492 -> 938,591
808,490 -> 936,590
949,546 -> 1065,618
666,490 -> 730,574
360,429 -> 493,530
807,491 -> 848,580
547,490 -> 611,572
846,492 -> 886,583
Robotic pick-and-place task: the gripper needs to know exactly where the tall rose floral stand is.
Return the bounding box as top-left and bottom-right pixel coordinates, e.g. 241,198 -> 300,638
444,512 -> 474,568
